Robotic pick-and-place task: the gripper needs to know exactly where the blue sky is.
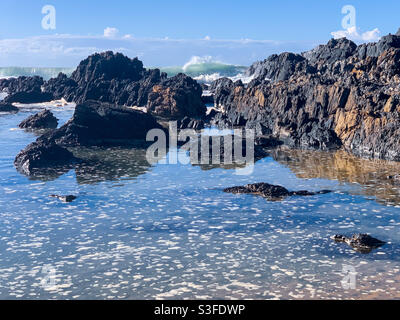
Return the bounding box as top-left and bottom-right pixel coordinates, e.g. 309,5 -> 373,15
0,0 -> 399,67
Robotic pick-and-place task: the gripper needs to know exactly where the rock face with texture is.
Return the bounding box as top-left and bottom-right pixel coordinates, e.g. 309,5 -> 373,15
14,140 -> 77,176
19,109 -> 58,129
41,52 -> 206,119
38,100 -> 163,147
332,234 -> 386,253
147,73 -> 206,119
42,52 -> 166,107
224,182 -> 331,200
210,30 -> 400,160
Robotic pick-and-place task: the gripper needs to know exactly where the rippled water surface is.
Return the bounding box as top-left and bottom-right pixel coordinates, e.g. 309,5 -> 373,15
1,104 -> 400,299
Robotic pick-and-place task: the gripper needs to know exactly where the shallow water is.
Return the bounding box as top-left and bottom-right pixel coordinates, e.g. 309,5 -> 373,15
0,104 -> 400,299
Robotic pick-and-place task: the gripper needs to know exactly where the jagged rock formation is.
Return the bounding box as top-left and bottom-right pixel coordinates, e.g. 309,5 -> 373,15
211,30 -> 400,161
41,52 -> 206,119
38,100 -> 164,147
19,109 -> 58,130
1,52 -> 206,119
224,182 -> 331,200
0,76 -> 54,104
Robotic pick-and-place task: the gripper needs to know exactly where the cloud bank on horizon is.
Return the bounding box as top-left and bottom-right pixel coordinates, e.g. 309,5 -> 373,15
0,25 -> 383,68
0,27 -> 320,68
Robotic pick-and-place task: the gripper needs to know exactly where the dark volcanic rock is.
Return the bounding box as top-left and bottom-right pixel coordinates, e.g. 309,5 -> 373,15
224,182 -> 331,200
19,109 -> 58,130
302,38 -> 357,65
212,29 -> 400,161
332,234 -> 386,253
71,51 -> 145,84
14,141 -> 77,176
39,100 -> 163,147
4,90 -> 54,104
246,52 -> 314,82
147,73 -> 206,119
0,76 -> 54,104
0,103 -> 18,113
0,76 -> 44,94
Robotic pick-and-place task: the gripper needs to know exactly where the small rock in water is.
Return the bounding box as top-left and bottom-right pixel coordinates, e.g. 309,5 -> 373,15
49,194 -> 77,203
331,233 -> 386,254
223,182 -> 331,201
19,109 -> 58,130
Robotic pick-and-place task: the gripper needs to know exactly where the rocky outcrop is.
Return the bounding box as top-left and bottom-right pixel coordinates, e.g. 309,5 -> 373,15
14,140 -> 78,176
1,52 -> 206,119
224,182 -> 331,200
246,52 -> 314,82
4,91 -> 54,104
210,29 -> 400,161
38,100 -> 163,147
40,52 -> 206,119
42,52 -> 167,107
19,109 -> 58,130
0,103 -> 18,113
147,73 -> 206,119
332,234 -> 386,253
0,76 -> 54,104
0,76 -> 44,94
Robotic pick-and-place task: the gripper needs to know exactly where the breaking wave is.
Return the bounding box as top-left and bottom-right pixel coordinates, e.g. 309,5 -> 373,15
160,56 -> 249,84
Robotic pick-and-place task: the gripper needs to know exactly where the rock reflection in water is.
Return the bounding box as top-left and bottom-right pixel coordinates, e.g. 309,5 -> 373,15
273,147 -> 400,206
72,146 -> 154,184
21,146 -> 156,184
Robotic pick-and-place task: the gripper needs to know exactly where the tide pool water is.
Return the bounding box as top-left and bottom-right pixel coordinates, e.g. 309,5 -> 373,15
0,104 -> 400,299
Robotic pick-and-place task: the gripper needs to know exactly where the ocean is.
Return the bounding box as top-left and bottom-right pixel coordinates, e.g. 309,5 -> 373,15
0,102 -> 400,299
0,57 -> 250,84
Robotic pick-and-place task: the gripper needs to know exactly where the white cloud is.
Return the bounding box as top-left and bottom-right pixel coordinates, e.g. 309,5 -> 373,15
204,35 -> 211,41
104,27 -> 119,38
331,26 -> 381,42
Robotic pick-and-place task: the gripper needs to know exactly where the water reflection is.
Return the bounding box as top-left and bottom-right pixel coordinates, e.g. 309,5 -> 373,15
273,147 -> 400,206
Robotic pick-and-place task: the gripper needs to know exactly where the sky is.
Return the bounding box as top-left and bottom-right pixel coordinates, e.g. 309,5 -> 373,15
0,0 -> 399,67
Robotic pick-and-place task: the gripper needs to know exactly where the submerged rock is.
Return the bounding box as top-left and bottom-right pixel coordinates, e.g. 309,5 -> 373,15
223,182 -> 331,200
0,103 -> 18,113
332,234 -> 386,253
49,194 -> 77,203
14,141 -> 78,176
19,109 -> 58,130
